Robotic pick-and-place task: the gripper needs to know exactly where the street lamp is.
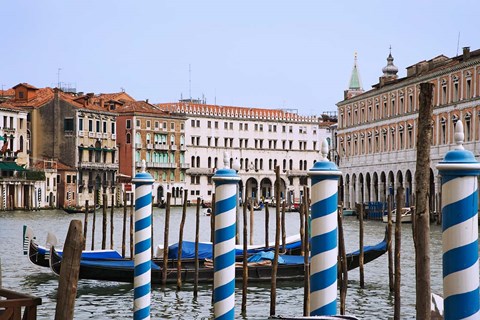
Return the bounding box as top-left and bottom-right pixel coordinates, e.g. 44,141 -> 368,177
232,157 -> 241,245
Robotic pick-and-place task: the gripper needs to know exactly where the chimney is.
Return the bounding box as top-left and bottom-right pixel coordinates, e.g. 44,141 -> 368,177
146,99 -> 149,104
463,47 -> 471,60
99,98 -> 104,108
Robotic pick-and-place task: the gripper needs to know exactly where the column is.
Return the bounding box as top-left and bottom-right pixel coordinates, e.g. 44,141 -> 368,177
437,121 -> 480,319
308,140 -> 341,316
212,151 -> 240,320
132,160 -> 154,320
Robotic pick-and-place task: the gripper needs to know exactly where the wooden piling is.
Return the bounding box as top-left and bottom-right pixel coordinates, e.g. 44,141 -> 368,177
129,194 -> 134,260
102,194 -> 107,250
270,166 -> 281,316
337,205 -> 348,315
264,202 -> 269,249
281,201 -> 286,253
91,195 -> 97,251
151,199 -> 154,259
0,257 -> 2,287
210,193 -> 215,305
394,186 -> 405,320
162,192 -> 171,286
122,191 -> 127,258
249,198 -> 254,245
414,82 -> 434,320
303,187 -> 310,316
242,193 -> 248,315
54,220 -> 84,320
358,203 -> 365,288
177,192 -> 188,290
387,194 -> 394,293
299,201 -> 305,256
83,200 -> 89,250
110,195 -> 114,250
194,198 -> 200,298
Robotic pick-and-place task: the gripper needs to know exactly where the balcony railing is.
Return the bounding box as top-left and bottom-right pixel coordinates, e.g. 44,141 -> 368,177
170,145 -> 177,151
78,162 -> 119,170
135,143 -> 142,149
147,144 -> 154,149
111,134 -> 116,140
180,163 -> 190,169
154,144 -> 168,150
88,132 -> 95,138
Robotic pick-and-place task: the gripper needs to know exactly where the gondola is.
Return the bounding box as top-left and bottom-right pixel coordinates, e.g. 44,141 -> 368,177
62,205 -> 100,214
27,239 -> 123,268
49,232 -> 387,284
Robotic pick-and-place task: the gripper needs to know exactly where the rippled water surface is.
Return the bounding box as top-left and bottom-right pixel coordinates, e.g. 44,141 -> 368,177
0,207 -> 446,319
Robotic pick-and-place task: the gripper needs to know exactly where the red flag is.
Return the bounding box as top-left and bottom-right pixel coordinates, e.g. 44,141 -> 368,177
1,141 -> 8,153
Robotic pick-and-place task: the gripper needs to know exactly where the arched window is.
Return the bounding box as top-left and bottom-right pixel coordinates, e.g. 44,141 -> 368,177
191,156 -> 195,167
126,133 -> 131,144
208,157 -> 212,168
196,156 -> 200,168
19,136 -> 24,152
135,133 -> 141,144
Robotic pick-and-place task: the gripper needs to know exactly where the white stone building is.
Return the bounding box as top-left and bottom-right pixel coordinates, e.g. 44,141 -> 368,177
336,47 -> 480,214
158,102 -> 335,205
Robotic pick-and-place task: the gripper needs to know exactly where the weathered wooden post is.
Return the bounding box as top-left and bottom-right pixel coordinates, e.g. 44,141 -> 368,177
91,193 -> 97,251
122,191 -> 127,258
387,194 -> 394,293
162,193 -> 171,285
241,193 -> 248,316
132,160 -> 154,320
130,193 -> 134,259
212,151 -> 240,320
194,197 -> 200,298
177,191 -> 188,290
249,198 -> 254,245
357,202 -> 365,288
264,202 -> 270,249
307,139 -> 341,316
110,195 -> 114,250
437,120 -> 480,320
414,82 -> 434,320
281,201 -> 286,253
270,165 -> 281,316
394,186 -> 405,320
102,194 -> 107,250
337,205 -> 348,315
54,220 -> 84,320
303,186 -> 310,316
83,200 -> 89,250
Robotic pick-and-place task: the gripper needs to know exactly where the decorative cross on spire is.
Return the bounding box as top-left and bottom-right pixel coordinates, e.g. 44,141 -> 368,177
454,120 -> 465,150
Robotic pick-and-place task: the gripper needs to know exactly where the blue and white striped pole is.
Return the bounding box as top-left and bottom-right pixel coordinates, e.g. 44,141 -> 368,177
437,120 -> 480,320
308,139 -> 341,316
132,160 -> 154,320
212,151 -> 240,320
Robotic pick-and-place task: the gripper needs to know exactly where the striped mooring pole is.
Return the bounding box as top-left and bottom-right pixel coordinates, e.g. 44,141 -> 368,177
132,160 -> 154,320
307,139 -> 342,316
212,151 -> 240,320
437,120 -> 480,320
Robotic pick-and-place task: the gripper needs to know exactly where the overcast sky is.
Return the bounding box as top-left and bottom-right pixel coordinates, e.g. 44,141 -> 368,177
1,1 -> 478,115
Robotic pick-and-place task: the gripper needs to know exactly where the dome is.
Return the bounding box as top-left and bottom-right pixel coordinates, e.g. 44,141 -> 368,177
382,52 -> 398,77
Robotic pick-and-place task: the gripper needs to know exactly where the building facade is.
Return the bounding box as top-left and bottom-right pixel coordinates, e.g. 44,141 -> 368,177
158,102 -> 334,205
116,99 -> 187,206
336,47 -> 480,212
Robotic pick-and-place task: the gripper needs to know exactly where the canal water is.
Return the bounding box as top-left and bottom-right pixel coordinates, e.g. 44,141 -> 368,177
0,207 -> 446,319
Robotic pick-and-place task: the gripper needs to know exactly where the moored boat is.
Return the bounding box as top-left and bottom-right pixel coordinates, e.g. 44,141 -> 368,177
49,232 -> 387,284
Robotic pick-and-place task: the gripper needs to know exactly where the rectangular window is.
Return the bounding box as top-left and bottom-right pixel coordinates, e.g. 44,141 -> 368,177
103,121 -> 107,133
111,123 -> 115,134
126,119 -> 131,129
215,121 -> 218,129
224,122 -> 228,129
229,122 -> 233,130
170,122 -> 175,130
146,120 -> 151,129
89,119 -> 93,131
136,120 -> 141,128
191,119 -> 195,127
64,118 -> 74,131
208,121 -> 211,128
79,119 -> 83,131
244,123 -> 248,130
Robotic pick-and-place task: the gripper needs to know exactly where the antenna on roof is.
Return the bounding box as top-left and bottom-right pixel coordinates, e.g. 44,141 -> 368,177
189,64 -> 192,100
57,68 -> 62,88
456,32 -> 461,56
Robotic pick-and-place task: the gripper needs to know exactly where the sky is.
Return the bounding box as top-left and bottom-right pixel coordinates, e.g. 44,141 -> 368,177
0,1 -> 478,115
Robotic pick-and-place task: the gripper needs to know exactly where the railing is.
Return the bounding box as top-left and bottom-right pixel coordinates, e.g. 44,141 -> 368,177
147,144 -> 153,149
78,162 -> 119,170
0,287 -> 42,320
88,132 -> 95,138
111,134 -> 116,140
154,144 -> 168,150
180,163 -> 190,169
78,131 -> 84,137
170,145 -> 177,151
135,143 -> 142,149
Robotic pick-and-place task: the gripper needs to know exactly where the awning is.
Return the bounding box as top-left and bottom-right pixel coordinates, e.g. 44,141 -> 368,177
0,162 -> 26,171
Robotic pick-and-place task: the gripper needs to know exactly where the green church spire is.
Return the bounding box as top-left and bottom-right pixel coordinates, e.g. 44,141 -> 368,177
349,52 -> 362,90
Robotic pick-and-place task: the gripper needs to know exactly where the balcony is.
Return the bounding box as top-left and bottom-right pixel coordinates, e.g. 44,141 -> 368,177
135,143 -> 142,149
2,126 -> 15,133
154,144 -> 168,150
180,145 -> 186,151
78,131 -> 85,137
103,133 -> 108,139
170,145 -> 177,151
78,161 -> 119,170
96,132 -> 103,139
147,143 -> 154,149
88,132 -> 95,138
180,163 -> 190,169
111,134 -> 116,140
